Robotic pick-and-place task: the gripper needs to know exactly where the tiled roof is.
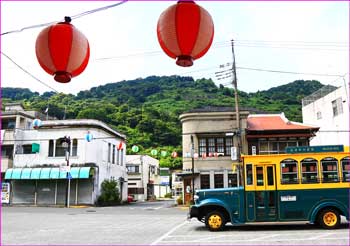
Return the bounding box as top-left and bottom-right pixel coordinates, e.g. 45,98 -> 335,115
247,113 -> 319,131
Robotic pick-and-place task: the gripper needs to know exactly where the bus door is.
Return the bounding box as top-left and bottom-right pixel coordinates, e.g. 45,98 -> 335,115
254,165 -> 277,221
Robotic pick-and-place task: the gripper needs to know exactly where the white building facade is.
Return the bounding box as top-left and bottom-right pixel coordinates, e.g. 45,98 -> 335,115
3,111 -> 128,205
302,84 -> 350,146
126,155 -> 169,201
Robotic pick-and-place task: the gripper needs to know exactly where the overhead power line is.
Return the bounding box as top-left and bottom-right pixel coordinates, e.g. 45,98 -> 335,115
236,66 -> 344,77
1,51 -> 59,93
1,1 -> 128,36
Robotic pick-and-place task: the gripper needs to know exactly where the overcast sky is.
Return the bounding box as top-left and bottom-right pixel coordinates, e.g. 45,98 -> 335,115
1,1 -> 349,95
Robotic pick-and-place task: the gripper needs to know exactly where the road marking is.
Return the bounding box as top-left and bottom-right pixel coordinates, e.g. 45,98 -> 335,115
150,220 -> 188,245
249,234 -> 280,241
309,232 -> 334,239
161,237 -> 349,244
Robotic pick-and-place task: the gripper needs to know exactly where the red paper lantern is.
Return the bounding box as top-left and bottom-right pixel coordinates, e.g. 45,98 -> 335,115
157,1 -> 214,67
35,17 -> 90,83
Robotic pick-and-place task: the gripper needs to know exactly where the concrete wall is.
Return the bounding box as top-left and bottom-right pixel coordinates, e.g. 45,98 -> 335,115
303,84 -> 350,146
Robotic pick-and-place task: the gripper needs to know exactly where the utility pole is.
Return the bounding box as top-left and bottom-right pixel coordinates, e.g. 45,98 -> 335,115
190,135 -> 195,203
215,39 -> 241,187
231,39 -> 242,187
62,136 -> 71,207
231,39 -> 240,135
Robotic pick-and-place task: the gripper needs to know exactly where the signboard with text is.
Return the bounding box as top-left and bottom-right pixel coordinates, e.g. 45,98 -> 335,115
1,182 -> 10,204
286,145 -> 344,154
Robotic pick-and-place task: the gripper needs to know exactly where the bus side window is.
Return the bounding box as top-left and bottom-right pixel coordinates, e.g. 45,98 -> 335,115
301,158 -> 318,183
341,157 -> 350,182
280,158 -> 298,184
321,157 -> 339,183
256,166 -> 264,186
246,164 -> 253,185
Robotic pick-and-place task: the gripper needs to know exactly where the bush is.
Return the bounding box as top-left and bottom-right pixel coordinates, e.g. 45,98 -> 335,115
177,196 -> 183,205
164,192 -> 172,198
97,179 -> 121,206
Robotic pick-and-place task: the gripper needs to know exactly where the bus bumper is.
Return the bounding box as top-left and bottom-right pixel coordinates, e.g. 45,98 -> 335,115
188,206 -> 199,220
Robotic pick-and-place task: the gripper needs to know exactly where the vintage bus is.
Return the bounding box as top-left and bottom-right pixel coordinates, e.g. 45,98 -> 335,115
188,146 -> 350,231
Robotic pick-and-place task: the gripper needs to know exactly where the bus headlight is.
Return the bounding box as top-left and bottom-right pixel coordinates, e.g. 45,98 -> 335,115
194,195 -> 199,202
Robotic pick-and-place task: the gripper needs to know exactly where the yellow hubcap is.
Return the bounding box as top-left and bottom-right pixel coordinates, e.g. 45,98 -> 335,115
208,214 -> 222,229
323,212 -> 337,227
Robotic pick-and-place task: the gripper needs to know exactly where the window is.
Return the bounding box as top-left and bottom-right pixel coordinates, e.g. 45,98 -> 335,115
279,142 -> 287,154
1,120 -> 16,129
1,145 -> 13,159
332,98 -> 343,117
259,141 -> 268,153
256,166 -> 264,186
108,143 -> 111,163
214,174 -> 223,188
317,111 -> 322,120
225,138 -> 233,155
55,139 -> 66,157
246,164 -> 253,185
48,140 -> 54,157
321,157 -> 339,182
116,149 -> 120,165
217,138 -> 224,153
228,173 -> 237,187
127,165 -> 140,173
281,158 -> 298,184
112,144 -> 115,164
71,139 -> 78,156
258,140 -> 304,154
120,149 -> 124,166
208,138 -> 215,154
199,138 -> 207,156
200,174 -> 210,189
341,157 -> 350,182
198,137 -> 233,156
301,158 -> 318,183
267,166 -> 274,186
22,145 -> 32,154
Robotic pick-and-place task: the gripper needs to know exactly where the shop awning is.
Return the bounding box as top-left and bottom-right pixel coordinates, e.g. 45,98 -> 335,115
4,167 -> 95,180
21,168 -> 32,179
31,168 -> 41,179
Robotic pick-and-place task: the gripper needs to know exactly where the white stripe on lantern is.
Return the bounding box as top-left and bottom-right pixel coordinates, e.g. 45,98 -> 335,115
191,7 -> 214,59
66,27 -> 89,75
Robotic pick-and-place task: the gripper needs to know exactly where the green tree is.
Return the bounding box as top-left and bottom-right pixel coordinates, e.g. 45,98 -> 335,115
97,179 -> 121,206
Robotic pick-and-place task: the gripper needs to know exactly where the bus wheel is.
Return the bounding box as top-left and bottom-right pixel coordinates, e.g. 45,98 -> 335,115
205,211 -> 225,231
318,208 -> 340,229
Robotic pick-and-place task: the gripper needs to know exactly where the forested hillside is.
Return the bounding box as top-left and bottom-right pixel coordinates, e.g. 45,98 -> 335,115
2,76 -> 326,168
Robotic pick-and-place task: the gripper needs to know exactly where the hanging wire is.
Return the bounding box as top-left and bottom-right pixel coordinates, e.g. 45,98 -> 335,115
1,51 -> 59,93
0,1 -> 128,36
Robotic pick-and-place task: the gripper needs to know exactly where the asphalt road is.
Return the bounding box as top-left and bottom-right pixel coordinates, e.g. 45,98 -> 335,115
2,201 -> 349,245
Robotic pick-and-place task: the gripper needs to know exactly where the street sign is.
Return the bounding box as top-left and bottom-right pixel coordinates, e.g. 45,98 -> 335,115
231,147 -> 237,161
67,172 -> 72,180
160,176 -> 170,185
1,182 -> 10,204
